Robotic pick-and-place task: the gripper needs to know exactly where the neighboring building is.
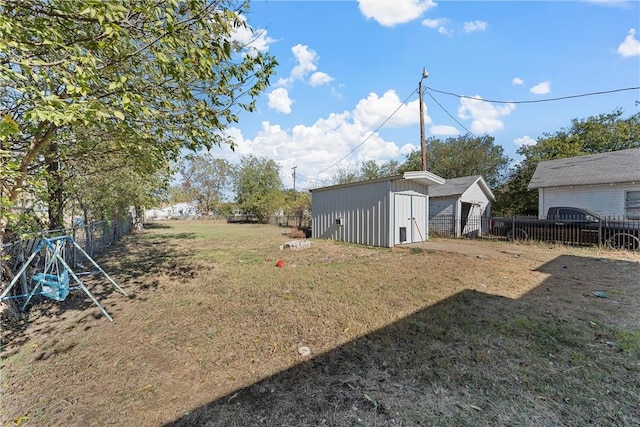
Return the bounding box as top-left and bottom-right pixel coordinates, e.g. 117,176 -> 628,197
310,171 -> 445,248
428,175 -> 495,237
528,148 -> 640,219
144,203 -> 198,220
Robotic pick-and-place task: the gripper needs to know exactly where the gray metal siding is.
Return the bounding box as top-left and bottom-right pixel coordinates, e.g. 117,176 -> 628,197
429,197 -> 456,218
312,180 -> 392,247
538,182 -> 640,218
390,179 -> 429,196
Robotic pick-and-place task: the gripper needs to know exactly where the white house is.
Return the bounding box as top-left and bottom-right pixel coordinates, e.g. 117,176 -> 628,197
428,175 -> 495,237
310,171 -> 445,248
144,203 -> 198,220
528,148 -> 640,219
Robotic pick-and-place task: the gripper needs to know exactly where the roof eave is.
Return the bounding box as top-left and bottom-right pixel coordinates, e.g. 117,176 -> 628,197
403,171 -> 446,186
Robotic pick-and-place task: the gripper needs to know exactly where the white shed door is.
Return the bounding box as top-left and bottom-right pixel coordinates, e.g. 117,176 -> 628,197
394,194 -> 427,244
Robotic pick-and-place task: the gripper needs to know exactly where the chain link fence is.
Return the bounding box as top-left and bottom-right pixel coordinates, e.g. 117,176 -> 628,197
1,219 -> 133,294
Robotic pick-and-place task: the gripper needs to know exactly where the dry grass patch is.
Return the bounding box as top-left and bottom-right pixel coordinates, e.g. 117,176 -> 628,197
1,220 -> 639,426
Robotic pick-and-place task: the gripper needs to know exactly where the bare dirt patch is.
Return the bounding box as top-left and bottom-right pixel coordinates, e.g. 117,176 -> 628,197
1,221 -> 639,426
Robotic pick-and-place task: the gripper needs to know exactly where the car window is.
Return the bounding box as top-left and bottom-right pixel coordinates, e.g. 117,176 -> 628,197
558,209 -> 584,219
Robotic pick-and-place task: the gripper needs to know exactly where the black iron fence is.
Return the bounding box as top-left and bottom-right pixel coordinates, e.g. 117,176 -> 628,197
429,215 -> 492,239
428,214 -> 640,251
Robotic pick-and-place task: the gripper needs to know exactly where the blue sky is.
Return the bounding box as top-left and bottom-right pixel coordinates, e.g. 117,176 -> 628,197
206,0 -> 639,191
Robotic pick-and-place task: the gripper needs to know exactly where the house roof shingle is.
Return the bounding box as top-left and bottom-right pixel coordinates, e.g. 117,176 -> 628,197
429,175 -> 495,201
527,148 -> 640,189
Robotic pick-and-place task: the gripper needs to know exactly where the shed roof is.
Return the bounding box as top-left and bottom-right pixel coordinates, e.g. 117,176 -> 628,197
527,148 -> 640,189
311,171 -> 445,193
428,175 -> 496,201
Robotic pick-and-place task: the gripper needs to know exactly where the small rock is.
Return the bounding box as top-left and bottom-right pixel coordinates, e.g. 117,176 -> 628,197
592,291 -> 608,298
298,346 -> 311,356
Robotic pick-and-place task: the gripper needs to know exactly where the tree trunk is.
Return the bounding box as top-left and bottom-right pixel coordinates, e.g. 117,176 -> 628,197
45,141 -> 65,230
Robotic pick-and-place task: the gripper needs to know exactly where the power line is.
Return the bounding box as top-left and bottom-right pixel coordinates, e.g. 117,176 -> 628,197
295,172 -> 329,189
303,84 -> 639,178
308,87 -> 419,176
425,85 -> 640,104
424,90 -> 475,137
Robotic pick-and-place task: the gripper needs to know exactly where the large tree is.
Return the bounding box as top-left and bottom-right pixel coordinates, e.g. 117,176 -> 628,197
179,153 -> 234,214
0,0 -> 277,242
399,134 -> 510,188
282,189 -> 311,227
234,155 -> 284,222
326,160 -> 400,186
494,108 -> 640,215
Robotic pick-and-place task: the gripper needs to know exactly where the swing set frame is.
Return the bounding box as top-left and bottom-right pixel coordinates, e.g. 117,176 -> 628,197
1,235 -> 127,321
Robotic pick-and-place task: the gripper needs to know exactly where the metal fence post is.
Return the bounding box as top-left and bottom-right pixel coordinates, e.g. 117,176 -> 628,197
598,217 -> 603,247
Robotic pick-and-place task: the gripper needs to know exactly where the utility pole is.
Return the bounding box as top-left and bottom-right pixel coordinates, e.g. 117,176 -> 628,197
292,166 -> 297,192
419,67 -> 429,171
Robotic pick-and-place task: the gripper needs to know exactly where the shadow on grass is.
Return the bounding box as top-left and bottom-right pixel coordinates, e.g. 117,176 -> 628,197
1,230 -> 200,353
142,222 -> 172,229
165,254 -> 640,426
143,232 -> 198,240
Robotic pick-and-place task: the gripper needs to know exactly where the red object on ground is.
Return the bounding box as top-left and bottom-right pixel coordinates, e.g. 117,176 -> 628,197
276,260 -> 285,268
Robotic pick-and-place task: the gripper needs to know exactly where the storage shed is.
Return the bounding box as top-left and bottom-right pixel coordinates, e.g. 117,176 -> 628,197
528,148 -> 640,219
311,171 -> 445,248
428,175 -> 495,237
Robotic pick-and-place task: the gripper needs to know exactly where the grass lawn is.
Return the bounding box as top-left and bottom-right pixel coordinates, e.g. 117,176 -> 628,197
1,220 -> 639,426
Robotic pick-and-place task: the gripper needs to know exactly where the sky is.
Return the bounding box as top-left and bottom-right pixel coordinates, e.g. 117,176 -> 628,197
196,0 -> 640,191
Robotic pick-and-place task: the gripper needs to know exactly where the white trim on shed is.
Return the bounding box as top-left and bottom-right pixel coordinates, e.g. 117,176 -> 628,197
311,172 -> 445,248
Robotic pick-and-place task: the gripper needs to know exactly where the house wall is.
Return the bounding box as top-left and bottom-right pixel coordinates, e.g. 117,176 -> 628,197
428,196 -> 457,235
538,182 -> 640,218
312,180 -> 392,247
429,197 -> 456,218
461,184 -> 491,212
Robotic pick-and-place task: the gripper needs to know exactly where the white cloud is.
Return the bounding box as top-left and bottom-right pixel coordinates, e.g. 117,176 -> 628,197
217,89 -> 433,188
290,44 -> 318,81
513,135 -> 537,148
530,81 -> 551,95
229,14 -> 276,57
277,45 -> 335,89
353,90 -> 430,129
422,17 -> 452,35
267,88 -> 293,114
463,20 -> 487,33
429,125 -> 460,136
512,77 -> 524,85
458,96 -> 516,134
309,72 -> 334,87
430,125 -> 460,136
617,28 -> 640,57
358,0 -> 437,27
